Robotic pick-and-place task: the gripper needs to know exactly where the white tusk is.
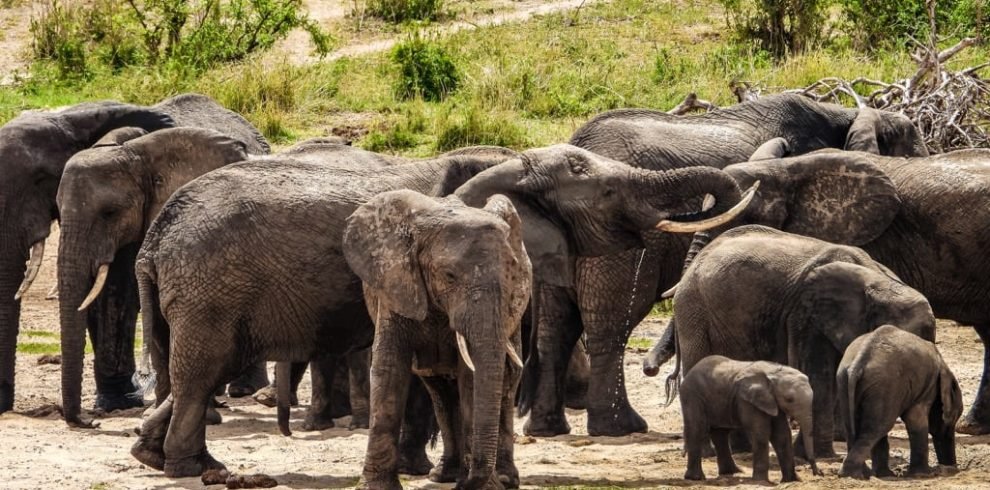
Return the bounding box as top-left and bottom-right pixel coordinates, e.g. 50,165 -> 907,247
14,241 -> 45,301
78,264 -> 109,311
456,332 -> 475,372
505,341 -> 524,369
656,181 -> 760,233
701,194 -> 715,212
46,282 -> 59,300
661,282 -> 678,299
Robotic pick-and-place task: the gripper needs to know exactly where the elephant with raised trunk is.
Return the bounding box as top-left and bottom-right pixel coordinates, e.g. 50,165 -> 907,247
648,148 -> 990,435
130,144 -> 752,477
521,94 -> 929,437
668,225 -> 935,458
344,191 -> 531,490
0,93 -> 269,425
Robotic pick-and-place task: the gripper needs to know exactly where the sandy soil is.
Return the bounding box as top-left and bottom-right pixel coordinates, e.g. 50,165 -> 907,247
4,229 -> 990,489
0,1 -> 36,85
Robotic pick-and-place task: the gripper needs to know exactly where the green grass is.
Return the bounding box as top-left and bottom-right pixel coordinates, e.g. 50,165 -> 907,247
16,329 -> 140,356
1,0 -> 987,156
626,337 -> 653,350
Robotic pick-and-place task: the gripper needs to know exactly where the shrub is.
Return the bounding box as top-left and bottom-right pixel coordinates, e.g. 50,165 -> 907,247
30,1 -> 89,78
840,0 -> 987,50
392,31 -> 459,102
715,0 -> 831,58
364,0 -> 444,23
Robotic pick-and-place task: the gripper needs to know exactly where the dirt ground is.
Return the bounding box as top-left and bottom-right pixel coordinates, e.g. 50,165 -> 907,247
3,230 -> 990,489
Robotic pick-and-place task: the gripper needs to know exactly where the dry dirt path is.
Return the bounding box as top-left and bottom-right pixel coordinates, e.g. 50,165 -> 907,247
0,1 -> 37,85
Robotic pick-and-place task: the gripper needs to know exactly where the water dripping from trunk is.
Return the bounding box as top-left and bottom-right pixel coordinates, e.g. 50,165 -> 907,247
611,248 -> 647,415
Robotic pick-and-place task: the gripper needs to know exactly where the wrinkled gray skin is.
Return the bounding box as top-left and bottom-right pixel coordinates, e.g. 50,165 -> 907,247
0,93 -> 269,426
344,191 -> 532,490
649,148 -> 990,436
522,94 -> 929,437
130,144 -> 747,477
671,226 -> 935,458
680,356 -> 820,482
837,325 -> 963,478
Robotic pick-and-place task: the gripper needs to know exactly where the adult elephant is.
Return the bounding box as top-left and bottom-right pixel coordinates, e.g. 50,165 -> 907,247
669,225 -> 935,457
0,93 -> 269,422
521,94 -> 930,437
130,144 -> 753,477
649,148 -> 990,434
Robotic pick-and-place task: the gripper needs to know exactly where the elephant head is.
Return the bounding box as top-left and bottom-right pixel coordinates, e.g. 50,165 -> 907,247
0,101 -> 175,414
744,364 -> 819,475
845,107 -> 929,157
931,358 -> 963,466
454,145 -> 757,260
55,127 -> 248,426
343,190 -> 532,485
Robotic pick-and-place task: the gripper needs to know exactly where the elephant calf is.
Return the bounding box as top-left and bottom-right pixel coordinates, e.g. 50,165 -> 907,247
343,190 -> 532,490
680,355 -> 821,482
837,325 -> 962,479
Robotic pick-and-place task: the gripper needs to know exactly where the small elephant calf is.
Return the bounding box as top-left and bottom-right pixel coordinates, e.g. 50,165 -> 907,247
837,325 -> 962,478
680,355 -> 821,482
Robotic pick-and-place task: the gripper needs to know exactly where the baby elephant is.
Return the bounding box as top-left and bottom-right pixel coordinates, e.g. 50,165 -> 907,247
680,355 -> 821,482
837,325 -> 962,478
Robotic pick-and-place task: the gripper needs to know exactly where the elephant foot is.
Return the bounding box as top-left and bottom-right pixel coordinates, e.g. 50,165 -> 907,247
95,390 -> 147,413
164,451 -> 226,478
523,413 -> 571,437
429,458 -> 462,483
683,470 -> 706,481
456,470 -> 504,490
349,413 -> 370,430
496,463 -> 520,489
397,447 -> 433,475
65,412 -> 101,429
956,410 -> 990,435
302,412 -> 335,431
357,475 -> 402,490
874,466 -> 895,478
906,465 -> 933,477
586,406 -> 647,437
794,433 -> 837,459
718,463 -> 742,476
251,385 -> 299,408
838,461 -> 871,480
130,439 -> 165,470
205,405 -> 223,426
227,363 -> 270,398
0,383 -> 13,413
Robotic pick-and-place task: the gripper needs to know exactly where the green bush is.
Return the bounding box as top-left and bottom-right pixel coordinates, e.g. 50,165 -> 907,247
840,0 -> 987,50
364,0 -> 444,22
30,1 -> 89,78
715,0 -> 830,58
392,31 -> 459,102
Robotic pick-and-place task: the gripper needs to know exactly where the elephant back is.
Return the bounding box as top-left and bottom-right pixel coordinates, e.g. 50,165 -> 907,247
155,93 -> 271,155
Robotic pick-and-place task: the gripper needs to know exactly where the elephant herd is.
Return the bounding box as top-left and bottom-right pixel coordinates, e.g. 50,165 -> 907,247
1,91 -> 989,487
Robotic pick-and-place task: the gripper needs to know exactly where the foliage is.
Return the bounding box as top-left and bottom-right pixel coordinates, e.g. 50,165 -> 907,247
839,0 -> 987,50
29,0 -> 331,77
363,0 -> 445,23
433,103 -> 529,152
715,0 -> 831,58
391,30 -> 459,101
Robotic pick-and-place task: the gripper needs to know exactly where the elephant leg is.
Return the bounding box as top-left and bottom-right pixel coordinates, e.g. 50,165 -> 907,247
303,357 -> 338,431
498,353 -> 523,489
131,395 -> 173,470
348,349 -> 371,430
522,284 -> 582,437
162,361 -> 226,478
576,251 -> 657,437
564,339 -> 589,410
422,376 -> 463,483
227,361 -> 269,398
682,412 -> 708,481
770,414 -> 798,482
397,377 -> 435,476
870,436 -> 893,477
747,419 -> 772,482
903,404 -> 932,476
330,357 -> 352,418
839,428 -> 885,479
360,321 -> 413,490
795,360 -> 838,458
710,429 -> 741,476
89,299 -> 142,413
958,323 -> 990,435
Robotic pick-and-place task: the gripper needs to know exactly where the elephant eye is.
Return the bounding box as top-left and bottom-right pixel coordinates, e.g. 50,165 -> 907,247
602,187 -> 616,198
101,208 -> 119,220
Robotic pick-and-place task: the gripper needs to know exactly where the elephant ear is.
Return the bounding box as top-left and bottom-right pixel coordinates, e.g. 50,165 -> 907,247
749,137 -> 791,161
845,108 -> 882,154
793,260 -> 877,352
726,153 -> 901,246
92,127 -> 148,148
55,101 -> 175,147
483,194 -> 533,321
939,363 -> 963,426
738,372 -> 779,416
343,190 -> 432,322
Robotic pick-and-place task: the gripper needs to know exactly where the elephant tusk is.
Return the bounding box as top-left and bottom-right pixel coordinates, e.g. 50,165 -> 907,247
456,332 -> 476,372
78,264 -> 110,311
660,282 -> 678,299
505,340 -> 524,369
655,181 -> 760,233
14,241 -> 45,301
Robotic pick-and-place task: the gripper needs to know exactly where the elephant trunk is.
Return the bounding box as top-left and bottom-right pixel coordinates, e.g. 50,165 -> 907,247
798,412 -> 820,474
0,238 -> 28,414
57,247 -> 93,427
631,166 -> 747,232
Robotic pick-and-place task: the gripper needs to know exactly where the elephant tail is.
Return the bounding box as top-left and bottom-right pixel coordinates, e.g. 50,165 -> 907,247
662,325 -> 681,407
133,260 -> 160,395
845,367 -> 860,440
276,362 -> 292,436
